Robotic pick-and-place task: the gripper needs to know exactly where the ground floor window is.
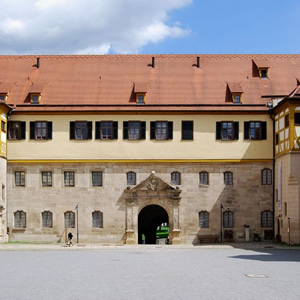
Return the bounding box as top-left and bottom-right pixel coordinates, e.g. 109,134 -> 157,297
261,210 -> 273,227
223,210 -> 234,228
42,211 -> 53,228
64,211 -> 75,228
92,211 -> 103,228
199,211 -> 209,228
14,211 -> 26,228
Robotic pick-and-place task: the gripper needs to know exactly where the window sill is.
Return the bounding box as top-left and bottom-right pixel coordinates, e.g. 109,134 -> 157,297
91,228 -> 104,232
12,228 -> 26,233
199,184 -> 209,188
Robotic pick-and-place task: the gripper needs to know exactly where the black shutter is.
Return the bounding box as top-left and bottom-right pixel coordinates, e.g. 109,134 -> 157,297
47,122 -> 52,140
150,122 -> 156,140
216,122 -> 222,140
70,122 -> 75,140
261,122 -> 267,140
182,121 -> 193,140
87,122 -> 92,139
234,122 -> 239,140
123,122 -> 128,139
21,122 -> 26,140
141,121 -> 146,139
30,122 -> 35,140
113,122 -> 118,139
244,122 -> 249,140
168,122 -> 173,140
95,122 -> 101,139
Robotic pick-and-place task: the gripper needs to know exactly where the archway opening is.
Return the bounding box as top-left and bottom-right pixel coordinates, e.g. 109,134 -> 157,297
138,205 -> 169,244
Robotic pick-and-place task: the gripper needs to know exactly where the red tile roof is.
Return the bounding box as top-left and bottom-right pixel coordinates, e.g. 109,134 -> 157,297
0,54 -> 299,112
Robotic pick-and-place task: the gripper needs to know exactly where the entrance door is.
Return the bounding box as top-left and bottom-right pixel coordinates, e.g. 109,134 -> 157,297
138,205 -> 168,244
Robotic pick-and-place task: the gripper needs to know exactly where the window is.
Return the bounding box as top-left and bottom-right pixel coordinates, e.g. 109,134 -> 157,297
224,171 -> 233,185
92,211 -> 103,228
127,172 -> 136,185
284,202 -> 288,217
8,121 -> 26,140
42,171 -> 52,187
42,211 -> 53,228
262,168 -> 272,185
64,171 -> 75,187
216,122 -> 239,140
1,121 -> 6,132
15,171 -> 25,187
31,94 -> 40,104
14,211 -> 26,228
0,94 -> 7,102
223,210 -> 234,228
95,121 -> 118,140
261,210 -> 273,227
294,113 -> 300,126
30,121 -> 52,140
199,211 -> 209,228
136,94 -> 145,105
259,69 -> 268,78
150,121 -> 173,140
171,172 -> 181,185
232,93 -> 242,104
284,114 -> 289,128
123,121 -> 146,140
92,171 -> 102,186
64,211 -> 75,228
70,121 -> 92,140
244,121 -> 267,140
199,172 -> 209,185
275,134 -> 279,145
182,121 -> 193,140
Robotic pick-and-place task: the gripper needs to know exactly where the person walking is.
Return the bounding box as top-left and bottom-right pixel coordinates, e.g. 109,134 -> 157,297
67,231 -> 73,247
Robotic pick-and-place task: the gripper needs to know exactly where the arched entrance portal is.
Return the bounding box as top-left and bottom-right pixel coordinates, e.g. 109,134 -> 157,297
138,205 -> 168,244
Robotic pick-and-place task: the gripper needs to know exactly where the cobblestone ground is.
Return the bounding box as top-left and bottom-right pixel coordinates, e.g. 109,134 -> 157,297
0,243 -> 299,300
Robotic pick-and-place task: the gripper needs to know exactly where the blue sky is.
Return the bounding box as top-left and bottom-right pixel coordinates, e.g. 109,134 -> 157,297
0,0 -> 299,54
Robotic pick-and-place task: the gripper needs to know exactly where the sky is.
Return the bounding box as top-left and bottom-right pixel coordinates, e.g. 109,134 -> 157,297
0,0 -> 299,55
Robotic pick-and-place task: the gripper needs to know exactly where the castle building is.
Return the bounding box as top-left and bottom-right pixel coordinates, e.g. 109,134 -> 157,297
0,54 -> 299,244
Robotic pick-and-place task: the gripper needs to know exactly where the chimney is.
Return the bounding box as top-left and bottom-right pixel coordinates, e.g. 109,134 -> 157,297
37,57 -> 40,69
197,56 -> 200,68
152,57 -> 155,68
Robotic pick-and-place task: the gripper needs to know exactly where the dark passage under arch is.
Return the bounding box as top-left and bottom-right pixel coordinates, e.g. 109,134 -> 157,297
138,205 -> 169,244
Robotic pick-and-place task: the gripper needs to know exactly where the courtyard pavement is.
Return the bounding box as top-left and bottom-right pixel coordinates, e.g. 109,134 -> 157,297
0,242 -> 300,300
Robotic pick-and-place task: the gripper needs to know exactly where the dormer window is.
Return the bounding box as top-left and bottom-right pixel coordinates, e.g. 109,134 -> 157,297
136,94 -> 145,105
227,83 -> 243,104
31,93 -> 40,105
232,93 -> 242,104
259,69 -> 268,79
0,93 -> 7,102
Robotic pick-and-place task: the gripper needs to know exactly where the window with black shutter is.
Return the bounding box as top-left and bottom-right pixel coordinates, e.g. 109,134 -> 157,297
29,121 -> 52,140
70,121 -> 92,140
14,210 -> 26,228
8,121 -> 26,140
95,121 -> 118,140
92,211 -> 103,228
150,121 -> 173,140
199,211 -> 209,228
216,122 -> 239,140
295,113 -> 300,125
244,121 -> 267,140
124,121 -> 146,140
182,121 -> 193,140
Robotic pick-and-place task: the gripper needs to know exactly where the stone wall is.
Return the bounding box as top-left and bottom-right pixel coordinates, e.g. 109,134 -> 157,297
7,162 -> 273,244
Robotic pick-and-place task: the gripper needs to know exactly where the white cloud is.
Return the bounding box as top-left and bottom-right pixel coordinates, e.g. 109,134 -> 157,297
0,0 -> 192,54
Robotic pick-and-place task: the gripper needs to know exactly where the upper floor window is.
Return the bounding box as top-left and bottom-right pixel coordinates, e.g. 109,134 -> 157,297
199,171 -> 209,185
64,171 -> 75,187
1,120 -> 6,132
199,211 -> 209,228
284,114 -> 289,128
123,121 -> 146,140
42,171 -> 52,187
182,121 -> 193,140
70,121 -> 92,140
64,211 -> 75,228
294,113 -> 300,126
42,211 -> 53,228
171,172 -> 181,185
261,210 -> 273,227
15,171 -> 25,187
95,121 -> 118,140
8,121 -> 26,140
244,121 -> 267,140
150,121 -> 173,140
224,171 -> 233,185
92,171 -> 103,186
30,121 -> 52,140
127,172 -> 136,185
14,210 -> 26,228
92,211 -> 103,228
262,168 -> 272,185
223,210 -> 234,228
216,122 -> 239,140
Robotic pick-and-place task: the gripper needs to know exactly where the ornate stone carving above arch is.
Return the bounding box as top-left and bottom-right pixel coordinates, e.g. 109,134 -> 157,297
124,172 -> 182,244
